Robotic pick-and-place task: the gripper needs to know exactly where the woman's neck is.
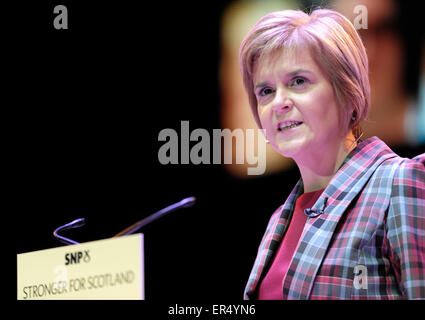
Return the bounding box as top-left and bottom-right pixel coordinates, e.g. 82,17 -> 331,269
295,132 -> 357,193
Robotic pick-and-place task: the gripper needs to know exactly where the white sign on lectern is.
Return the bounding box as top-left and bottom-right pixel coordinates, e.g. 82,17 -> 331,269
17,234 -> 144,300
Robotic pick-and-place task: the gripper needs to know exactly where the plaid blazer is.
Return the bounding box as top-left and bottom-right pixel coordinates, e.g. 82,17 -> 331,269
244,137 -> 425,300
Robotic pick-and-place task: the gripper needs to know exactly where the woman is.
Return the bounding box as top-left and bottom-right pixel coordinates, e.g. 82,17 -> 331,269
239,9 -> 425,299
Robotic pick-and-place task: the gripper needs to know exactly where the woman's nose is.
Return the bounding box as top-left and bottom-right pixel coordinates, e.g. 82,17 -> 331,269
271,93 -> 293,114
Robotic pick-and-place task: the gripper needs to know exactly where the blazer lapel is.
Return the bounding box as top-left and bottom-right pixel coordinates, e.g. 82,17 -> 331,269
283,137 -> 398,299
244,180 -> 304,299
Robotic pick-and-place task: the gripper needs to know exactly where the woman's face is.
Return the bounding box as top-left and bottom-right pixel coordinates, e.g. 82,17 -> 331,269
253,48 -> 343,160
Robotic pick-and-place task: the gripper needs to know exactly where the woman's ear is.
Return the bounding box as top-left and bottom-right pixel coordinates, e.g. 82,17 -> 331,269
350,105 -> 357,123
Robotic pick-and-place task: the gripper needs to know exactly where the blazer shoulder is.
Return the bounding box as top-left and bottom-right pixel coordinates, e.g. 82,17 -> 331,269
383,153 -> 425,193
364,152 -> 424,194
388,153 -> 425,174
378,152 -> 425,172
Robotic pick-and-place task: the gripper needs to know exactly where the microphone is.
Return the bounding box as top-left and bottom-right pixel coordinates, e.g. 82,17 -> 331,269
113,196 -> 196,237
304,197 -> 328,218
52,197 -> 196,245
53,218 -> 86,245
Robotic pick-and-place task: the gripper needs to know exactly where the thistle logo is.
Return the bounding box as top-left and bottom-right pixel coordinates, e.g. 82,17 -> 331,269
65,250 -> 91,265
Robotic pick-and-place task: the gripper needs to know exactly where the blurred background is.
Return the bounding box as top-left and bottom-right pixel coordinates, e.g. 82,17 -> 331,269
13,0 -> 424,301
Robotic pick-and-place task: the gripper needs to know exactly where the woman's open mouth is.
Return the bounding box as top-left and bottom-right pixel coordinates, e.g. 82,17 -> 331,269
277,120 -> 303,132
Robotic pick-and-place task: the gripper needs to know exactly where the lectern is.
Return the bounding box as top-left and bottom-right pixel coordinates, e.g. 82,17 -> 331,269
17,196 -> 196,300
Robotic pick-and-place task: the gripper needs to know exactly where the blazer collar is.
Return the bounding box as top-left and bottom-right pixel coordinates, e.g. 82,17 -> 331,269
245,137 -> 398,299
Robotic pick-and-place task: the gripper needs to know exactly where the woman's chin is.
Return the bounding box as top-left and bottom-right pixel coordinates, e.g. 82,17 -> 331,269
273,139 -> 307,159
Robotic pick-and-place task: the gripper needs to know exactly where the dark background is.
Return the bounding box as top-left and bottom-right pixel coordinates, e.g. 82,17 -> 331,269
11,0 -> 302,302
9,0 -> 424,312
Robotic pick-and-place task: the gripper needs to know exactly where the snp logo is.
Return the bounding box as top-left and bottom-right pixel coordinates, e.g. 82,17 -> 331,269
65,250 -> 91,265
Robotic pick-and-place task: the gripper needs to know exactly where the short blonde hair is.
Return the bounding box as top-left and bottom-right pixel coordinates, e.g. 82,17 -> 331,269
239,9 -> 370,136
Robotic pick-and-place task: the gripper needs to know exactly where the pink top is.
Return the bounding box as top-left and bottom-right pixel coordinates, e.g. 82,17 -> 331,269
257,188 -> 325,300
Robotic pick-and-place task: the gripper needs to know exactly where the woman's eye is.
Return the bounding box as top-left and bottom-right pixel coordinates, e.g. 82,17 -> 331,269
289,77 -> 308,88
259,87 -> 274,97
